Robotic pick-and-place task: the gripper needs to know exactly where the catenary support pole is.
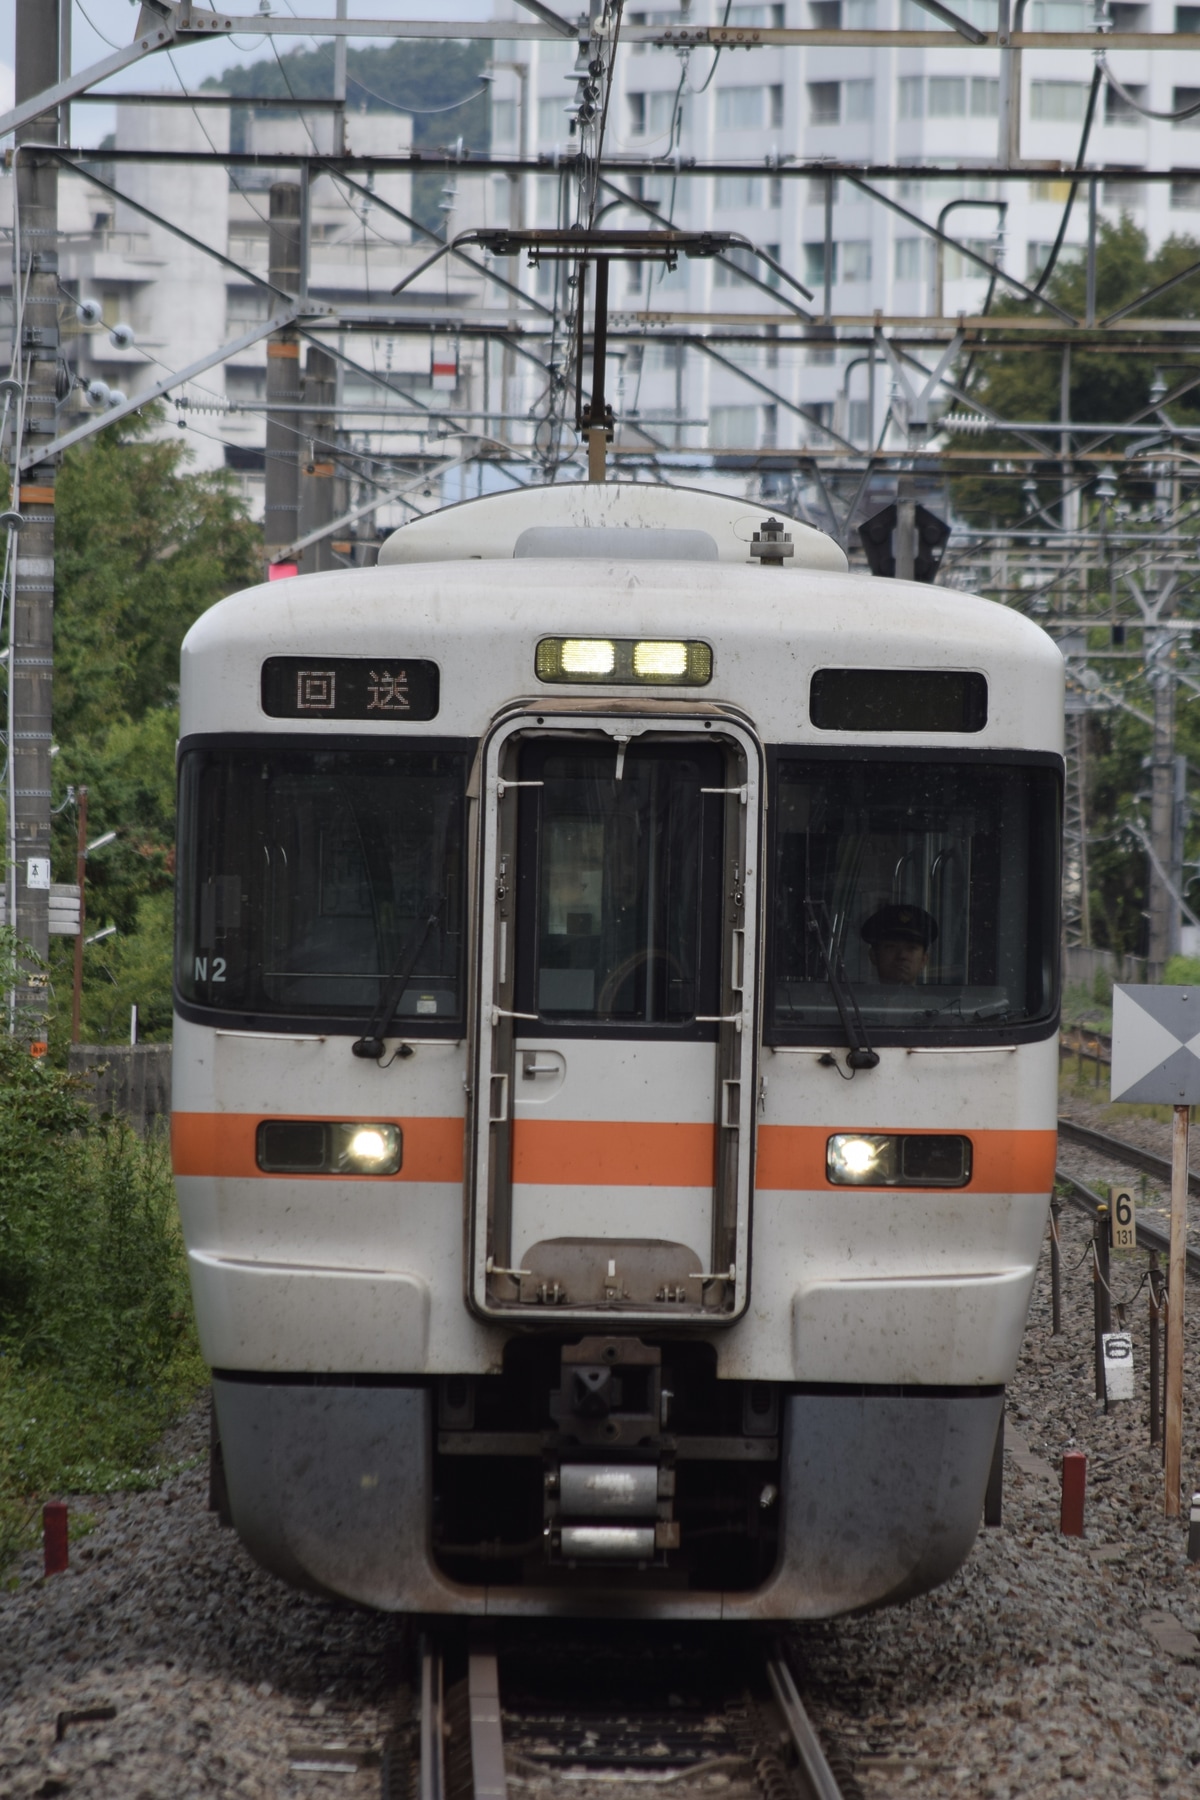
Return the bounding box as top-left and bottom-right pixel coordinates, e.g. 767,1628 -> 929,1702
300,346 -> 338,572
264,182 -> 303,572
1165,1105 -> 1188,1516
9,0 -> 60,1048
70,785 -> 87,1044
587,257 -> 609,483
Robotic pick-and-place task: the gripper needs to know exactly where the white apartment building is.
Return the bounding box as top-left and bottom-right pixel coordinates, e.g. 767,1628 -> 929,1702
489,0 -> 1200,473
0,97 -> 498,542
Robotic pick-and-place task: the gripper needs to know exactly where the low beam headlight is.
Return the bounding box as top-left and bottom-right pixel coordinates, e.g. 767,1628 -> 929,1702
633,640 -> 688,678
337,1123 -> 402,1175
825,1132 -> 972,1189
535,637 -> 713,686
561,638 -> 616,675
827,1133 -> 897,1185
256,1119 -> 402,1175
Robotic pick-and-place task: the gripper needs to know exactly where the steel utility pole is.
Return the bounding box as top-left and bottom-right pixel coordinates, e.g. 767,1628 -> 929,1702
264,182 -> 302,573
1147,636 -> 1178,979
8,1 -> 61,1047
300,346 -> 338,573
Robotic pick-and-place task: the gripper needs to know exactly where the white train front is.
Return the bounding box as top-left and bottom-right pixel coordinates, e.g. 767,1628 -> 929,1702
172,482 -> 1062,1617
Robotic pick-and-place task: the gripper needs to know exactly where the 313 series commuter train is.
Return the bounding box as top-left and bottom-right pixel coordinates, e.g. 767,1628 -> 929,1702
172,479 -> 1062,1617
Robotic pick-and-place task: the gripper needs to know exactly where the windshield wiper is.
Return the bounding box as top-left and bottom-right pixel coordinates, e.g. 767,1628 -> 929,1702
351,894 -> 446,1060
804,898 -> 880,1071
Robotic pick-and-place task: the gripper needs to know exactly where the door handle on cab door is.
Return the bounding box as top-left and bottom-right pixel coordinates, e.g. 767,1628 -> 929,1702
522,1052 -> 562,1079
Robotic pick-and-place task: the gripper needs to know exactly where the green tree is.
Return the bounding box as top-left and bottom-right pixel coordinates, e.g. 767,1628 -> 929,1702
6,412 -> 261,1051
950,217 -> 1200,525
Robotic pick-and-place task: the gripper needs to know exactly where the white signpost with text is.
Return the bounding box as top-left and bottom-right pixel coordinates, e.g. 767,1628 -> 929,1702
1111,985 -> 1200,1517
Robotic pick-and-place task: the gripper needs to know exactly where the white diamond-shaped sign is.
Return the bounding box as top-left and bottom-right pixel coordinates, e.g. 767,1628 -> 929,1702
1111,985 -> 1200,1105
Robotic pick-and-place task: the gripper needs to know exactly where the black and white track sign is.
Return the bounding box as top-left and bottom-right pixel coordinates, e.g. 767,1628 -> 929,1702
1111,985 -> 1200,1105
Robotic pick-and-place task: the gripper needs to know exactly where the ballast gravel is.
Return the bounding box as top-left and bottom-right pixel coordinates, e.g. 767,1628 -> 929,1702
3,1169 -> 1200,1797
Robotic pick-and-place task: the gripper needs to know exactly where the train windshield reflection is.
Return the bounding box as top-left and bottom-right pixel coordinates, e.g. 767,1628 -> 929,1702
769,756 -> 1061,1039
176,745 -> 468,1027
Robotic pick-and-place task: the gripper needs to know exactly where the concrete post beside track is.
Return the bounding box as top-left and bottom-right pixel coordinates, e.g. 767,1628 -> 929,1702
1165,1105 -> 1189,1517
8,0 -> 61,1047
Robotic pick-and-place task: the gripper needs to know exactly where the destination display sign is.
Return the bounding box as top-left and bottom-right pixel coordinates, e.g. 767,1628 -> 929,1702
261,657 -> 440,721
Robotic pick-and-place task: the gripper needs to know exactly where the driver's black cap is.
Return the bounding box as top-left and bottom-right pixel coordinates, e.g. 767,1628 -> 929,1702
861,904 -> 939,949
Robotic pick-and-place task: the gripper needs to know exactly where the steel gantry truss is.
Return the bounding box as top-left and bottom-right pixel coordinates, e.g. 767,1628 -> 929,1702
9,1 -> 1200,1018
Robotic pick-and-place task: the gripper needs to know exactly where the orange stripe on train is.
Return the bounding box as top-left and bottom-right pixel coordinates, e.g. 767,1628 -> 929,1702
172,1114 -> 1056,1194
171,1112 -> 464,1181
511,1119 -> 717,1187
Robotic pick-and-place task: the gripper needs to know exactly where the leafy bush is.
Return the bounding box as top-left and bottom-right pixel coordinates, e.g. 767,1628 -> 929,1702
0,1025 -> 202,1573
1163,955 -> 1200,987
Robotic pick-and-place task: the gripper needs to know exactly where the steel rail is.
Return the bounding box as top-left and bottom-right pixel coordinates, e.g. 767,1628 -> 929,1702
765,1656 -> 848,1800
1058,1116 -> 1200,1200
1055,1165 -> 1200,1280
418,1641 -> 446,1800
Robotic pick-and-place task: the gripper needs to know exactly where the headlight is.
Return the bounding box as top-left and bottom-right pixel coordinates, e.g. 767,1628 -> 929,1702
535,637 -> 713,685
827,1134 -> 897,1185
257,1120 -> 402,1176
826,1133 -> 971,1188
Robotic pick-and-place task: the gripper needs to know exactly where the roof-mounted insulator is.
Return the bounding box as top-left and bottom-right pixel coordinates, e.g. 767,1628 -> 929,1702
749,517 -> 794,567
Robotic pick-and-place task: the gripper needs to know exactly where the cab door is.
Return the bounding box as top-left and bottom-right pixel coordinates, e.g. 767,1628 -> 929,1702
468,711 -> 761,1325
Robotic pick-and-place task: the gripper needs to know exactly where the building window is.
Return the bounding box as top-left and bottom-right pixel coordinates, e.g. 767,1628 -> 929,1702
1026,240 -> 1082,278
849,398 -> 871,442
491,99 -> 516,146
810,1 -> 841,23
762,404 -> 778,448
844,79 -> 873,121
944,238 -> 1000,279
715,244 -> 773,287
769,84 -> 785,127
1178,4 -> 1200,27
717,86 -> 766,129
730,3 -> 786,21
1105,84 -> 1146,126
1109,2 -> 1149,24
844,0 -> 877,22
808,81 -> 841,125
535,175 -> 560,225
808,175 -> 840,205
715,175 -> 763,208
1170,170 -> 1200,207
539,97 -> 566,139
768,175 -> 783,207
971,77 -> 999,117
894,237 -> 929,281
804,241 -> 838,286
1173,87 -> 1200,127
1031,81 -> 1089,122
898,76 -> 924,119
928,77 -> 966,118
841,240 -> 872,282
711,405 -> 761,447
1103,174 -> 1146,209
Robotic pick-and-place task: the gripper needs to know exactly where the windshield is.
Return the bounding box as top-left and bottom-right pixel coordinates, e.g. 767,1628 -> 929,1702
514,740 -> 723,1030
176,743 -> 469,1029
769,755 -> 1060,1041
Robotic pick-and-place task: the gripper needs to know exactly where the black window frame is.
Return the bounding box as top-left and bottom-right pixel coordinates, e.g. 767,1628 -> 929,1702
511,736 -> 726,1042
763,745 -> 1063,1050
174,732 -> 475,1038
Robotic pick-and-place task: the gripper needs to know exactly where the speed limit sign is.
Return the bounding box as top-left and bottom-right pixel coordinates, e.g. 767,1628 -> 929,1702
1111,1186 -> 1137,1251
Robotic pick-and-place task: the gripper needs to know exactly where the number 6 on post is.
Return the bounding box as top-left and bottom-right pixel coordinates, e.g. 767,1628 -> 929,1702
1110,1186 -> 1137,1251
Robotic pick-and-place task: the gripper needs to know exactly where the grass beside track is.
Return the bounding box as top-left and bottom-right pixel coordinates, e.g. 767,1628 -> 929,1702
0,1029 -> 204,1578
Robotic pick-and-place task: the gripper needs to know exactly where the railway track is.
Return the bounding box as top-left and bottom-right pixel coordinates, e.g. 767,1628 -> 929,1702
1055,1120 -> 1200,1281
389,1628 -> 859,1800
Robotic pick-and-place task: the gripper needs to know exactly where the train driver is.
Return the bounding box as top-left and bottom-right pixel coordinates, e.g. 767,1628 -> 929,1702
861,904 -> 938,986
